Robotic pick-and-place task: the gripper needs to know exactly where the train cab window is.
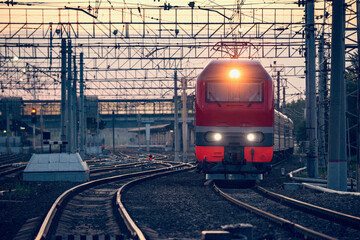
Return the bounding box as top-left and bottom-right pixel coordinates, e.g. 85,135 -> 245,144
206,82 -> 263,103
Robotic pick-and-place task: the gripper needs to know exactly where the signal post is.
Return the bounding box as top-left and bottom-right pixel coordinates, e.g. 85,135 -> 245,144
31,108 -> 37,152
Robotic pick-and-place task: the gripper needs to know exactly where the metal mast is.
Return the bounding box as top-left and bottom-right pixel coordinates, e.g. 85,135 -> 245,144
328,0 -> 347,191
79,52 -> 85,158
60,39 -> 67,152
67,40 -> 73,153
182,77 -> 188,162
356,0 -> 360,192
305,0 -> 318,178
73,55 -> 78,152
174,71 -> 180,162
318,1 -> 328,169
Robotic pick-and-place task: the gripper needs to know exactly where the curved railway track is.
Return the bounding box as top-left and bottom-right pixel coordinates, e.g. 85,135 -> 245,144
90,162 -> 145,174
35,161 -> 193,240
116,163 -> 195,240
88,151 -> 169,178
255,186 -> 360,230
214,183 -> 360,240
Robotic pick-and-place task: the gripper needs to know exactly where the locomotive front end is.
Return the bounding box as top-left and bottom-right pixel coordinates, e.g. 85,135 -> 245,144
195,60 -> 274,181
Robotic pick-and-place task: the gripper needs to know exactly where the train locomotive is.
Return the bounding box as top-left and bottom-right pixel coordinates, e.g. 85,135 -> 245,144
195,60 -> 294,181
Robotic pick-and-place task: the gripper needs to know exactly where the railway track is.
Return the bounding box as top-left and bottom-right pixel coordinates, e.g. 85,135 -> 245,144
214,183 -> 360,240
0,164 -> 26,177
35,161 -> 193,240
0,154 -> 30,177
117,162 -> 195,240
0,153 -> 31,165
255,186 -> 360,230
90,162 -> 145,174
88,151 -> 170,178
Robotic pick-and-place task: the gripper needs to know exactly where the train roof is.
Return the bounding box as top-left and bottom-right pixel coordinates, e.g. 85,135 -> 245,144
275,109 -> 294,124
198,59 -> 272,81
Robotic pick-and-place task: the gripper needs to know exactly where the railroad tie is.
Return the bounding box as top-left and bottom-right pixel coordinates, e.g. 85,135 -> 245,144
53,235 -> 124,240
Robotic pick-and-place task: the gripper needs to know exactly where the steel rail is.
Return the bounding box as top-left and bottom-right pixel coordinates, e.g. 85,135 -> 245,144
89,162 -> 145,174
0,165 -> 26,177
0,154 -> 29,165
255,186 -> 360,230
116,163 -> 195,240
213,183 -> 338,240
34,162 -> 181,240
0,163 -> 12,170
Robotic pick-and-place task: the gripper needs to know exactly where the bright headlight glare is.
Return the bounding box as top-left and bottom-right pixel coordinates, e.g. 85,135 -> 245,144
229,69 -> 240,79
246,132 -> 263,142
205,132 -> 222,142
247,133 -> 256,142
213,133 -> 222,141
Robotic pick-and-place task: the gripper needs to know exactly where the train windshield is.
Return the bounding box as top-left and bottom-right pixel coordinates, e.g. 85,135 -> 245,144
206,82 -> 263,103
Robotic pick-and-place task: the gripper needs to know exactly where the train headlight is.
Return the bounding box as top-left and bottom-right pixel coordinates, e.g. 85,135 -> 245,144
213,133 -> 222,141
246,132 -> 264,143
229,69 -> 240,79
205,132 -> 223,142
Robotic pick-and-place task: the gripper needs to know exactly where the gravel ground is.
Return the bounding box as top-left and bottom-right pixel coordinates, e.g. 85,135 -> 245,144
2,153 -> 360,240
0,179 -> 77,240
123,170 -> 299,240
0,157 -> 147,240
223,188 -> 360,239
123,154 -> 360,240
261,155 -> 360,218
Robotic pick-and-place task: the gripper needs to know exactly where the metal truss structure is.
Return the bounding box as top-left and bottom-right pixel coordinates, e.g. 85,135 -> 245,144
344,0 -> 359,161
0,1 -> 356,101
0,3 -> 308,100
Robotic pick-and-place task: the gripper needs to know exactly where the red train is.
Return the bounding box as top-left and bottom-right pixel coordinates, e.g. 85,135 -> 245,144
195,60 -> 294,181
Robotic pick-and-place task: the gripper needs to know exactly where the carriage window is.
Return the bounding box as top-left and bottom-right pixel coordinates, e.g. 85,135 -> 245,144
206,82 -> 263,103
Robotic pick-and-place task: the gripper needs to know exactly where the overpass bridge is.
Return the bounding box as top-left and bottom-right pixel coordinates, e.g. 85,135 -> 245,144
0,97 -> 195,153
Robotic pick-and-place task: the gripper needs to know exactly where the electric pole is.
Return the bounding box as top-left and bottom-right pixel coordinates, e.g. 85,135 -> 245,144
318,9 -> 327,169
174,71 -> 180,162
356,0 -> 360,192
79,52 -> 85,158
112,110 -> 115,153
182,77 -> 188,162
60,39 -> 67,153
67,39 -> 72,153
305,0 -> 318,178
328,0 -> 347,191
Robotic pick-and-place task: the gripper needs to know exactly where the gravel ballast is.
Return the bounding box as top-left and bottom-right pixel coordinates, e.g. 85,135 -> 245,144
123,170 -> 299,239
123,155 -> 360,240
2,154 -> 360,240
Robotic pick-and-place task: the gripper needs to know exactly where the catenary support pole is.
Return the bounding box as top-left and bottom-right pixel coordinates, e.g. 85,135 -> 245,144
174,71 -> 180,162
305,0 -> 318,178
277,71 -> 280,111
282,79 -> 286,114
33,121 -> 35,152
84,97 -> 87,156
182,78 -> 188,162
146,123 -> 150,152
67,39 -> 72,153
328,0 -> 347,191
60,39 -> 67,153
112,110 -> 115,153
73,55 -> 78,152
277,71 -> 281,151
6,105 -> 10,154
40,108 -> 43,153
79,53 -> 85,158
318,31 -> 327,168
356,0 -> 360,192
